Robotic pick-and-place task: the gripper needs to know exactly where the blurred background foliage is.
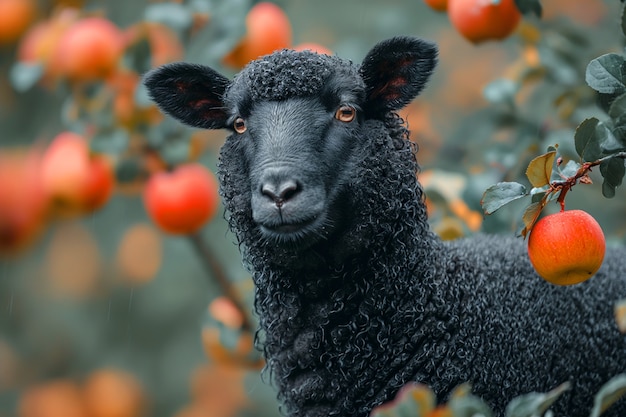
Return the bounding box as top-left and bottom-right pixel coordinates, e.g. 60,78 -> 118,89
1,0 -> 625,416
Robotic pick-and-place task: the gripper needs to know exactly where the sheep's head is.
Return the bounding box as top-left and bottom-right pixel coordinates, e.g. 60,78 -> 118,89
144,37 -> 437,250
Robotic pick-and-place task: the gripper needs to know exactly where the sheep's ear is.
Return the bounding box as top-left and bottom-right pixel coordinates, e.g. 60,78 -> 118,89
143,62 -> 231,129
360,37 -> 438,118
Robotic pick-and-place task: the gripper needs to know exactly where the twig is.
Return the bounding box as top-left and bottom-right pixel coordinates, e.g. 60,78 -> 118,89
188,233 -> 253,331
550,151 -> 626,211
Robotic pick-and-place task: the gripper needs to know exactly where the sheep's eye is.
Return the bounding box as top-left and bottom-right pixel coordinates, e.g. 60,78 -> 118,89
335,105 -> 356,123
234,117 -> 247,134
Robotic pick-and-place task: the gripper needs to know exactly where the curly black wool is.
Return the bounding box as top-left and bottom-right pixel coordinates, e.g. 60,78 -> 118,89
144,37 -> 626,417
218,113 -> 626,417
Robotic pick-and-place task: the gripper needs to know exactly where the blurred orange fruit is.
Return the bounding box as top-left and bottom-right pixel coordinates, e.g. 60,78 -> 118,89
292,42 -> 332,55
19,380 -> 87,417
424,0 -> 448,12
201,327 -> 263,369
116,223 -> 162,285
46,222 -> 101,298
0,148 -> 47,256
209,296 -> 245,329
83,369 -> 146,417
448,0 -> 521,44
223,2 -> 292,68
0,0 -> 36,45
52,17 -> 124,81
17,9 -> 79,85
40,131 -> 114,217
190,364 -> 248,417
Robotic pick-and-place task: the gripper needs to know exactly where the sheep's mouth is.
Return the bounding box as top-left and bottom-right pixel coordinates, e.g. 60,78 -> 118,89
258,215 -> 329,246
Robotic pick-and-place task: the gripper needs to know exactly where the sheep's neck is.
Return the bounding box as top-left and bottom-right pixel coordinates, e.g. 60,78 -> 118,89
254,218 -> 449,416
252,183 -> 450,415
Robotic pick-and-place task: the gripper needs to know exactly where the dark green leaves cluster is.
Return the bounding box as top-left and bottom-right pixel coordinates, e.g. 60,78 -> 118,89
481,147 -> 562,237
369,376 -> 626,417
514,0 -> 542,18
580,3 -> 626,189
482,11 -> 626,233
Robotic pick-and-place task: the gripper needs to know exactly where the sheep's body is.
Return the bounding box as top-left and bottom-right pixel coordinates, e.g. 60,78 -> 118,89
144,37 -> 626,417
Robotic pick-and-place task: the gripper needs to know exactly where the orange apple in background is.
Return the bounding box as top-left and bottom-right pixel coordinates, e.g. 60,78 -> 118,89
292,43 -> 332,55
209,296 -> 245,329
83,369 -> 146,417
18,379 -> 87,417
143,163 -> 220,235
0,0 -> 36,46
52,16 -> 124,81
223,2 -> 292,69
448,0 -> 521,44
40,132 -> 114,217
527,209 -> 606,285
17,8 -> 80,85
423,0 -> 448,12
0,149 -> 48,255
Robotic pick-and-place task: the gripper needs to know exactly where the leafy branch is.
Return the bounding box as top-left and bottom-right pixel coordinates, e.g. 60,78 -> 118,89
481,8 -> 626,237
370,373 -> 626,417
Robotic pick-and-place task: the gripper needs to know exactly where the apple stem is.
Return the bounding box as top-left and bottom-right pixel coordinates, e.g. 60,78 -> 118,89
550,151 -> 626,211
188,233 -> 253,331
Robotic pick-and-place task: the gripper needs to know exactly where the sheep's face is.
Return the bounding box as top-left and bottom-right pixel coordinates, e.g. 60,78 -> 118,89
144,37 -> 437,247
233,95 -> 363,245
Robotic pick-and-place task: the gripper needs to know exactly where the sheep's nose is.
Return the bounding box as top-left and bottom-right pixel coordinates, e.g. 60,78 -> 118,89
261,180 -> 300,207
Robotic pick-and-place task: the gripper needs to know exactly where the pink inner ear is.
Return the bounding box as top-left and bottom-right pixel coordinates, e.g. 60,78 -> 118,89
369,76 -> 407,102
389,77 -> 407,88
190,98 -> 218,109
189,98 -> 225,121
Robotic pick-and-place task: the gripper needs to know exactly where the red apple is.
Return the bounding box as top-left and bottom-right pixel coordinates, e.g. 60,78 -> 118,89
40,132 -> 114,217
0,148 -> 48,255
143,164 -> 220,234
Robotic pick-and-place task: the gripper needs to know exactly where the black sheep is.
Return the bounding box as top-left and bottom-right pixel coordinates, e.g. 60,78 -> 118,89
144,37 -> 626,417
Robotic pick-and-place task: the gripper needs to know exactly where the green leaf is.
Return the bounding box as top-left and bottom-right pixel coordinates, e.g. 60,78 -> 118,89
603,181 -> 617,198
9,62 -> 44,92
514,0 -> 542,17
600,157 -> 625,198
90,129 -> 130,155
123,36 -> 152,75
160,139 -> 191,167
115,157 -> 143,183
505,382 -> 571,417
185,0 -> 249,66
481,182 -> 527,215
609,93 -> 626,120
574,118 -> 602,162
450,395 -> 493,417
595,122 -> 626,154
600,157 -> 626,187
585,54 -> 626,95
483,79 -> 518,106
526,151 -> 556,188
590,374 -> 626,417
557,160 -> 581,180
520,200 -> 544,238
530,189 -> 547,203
